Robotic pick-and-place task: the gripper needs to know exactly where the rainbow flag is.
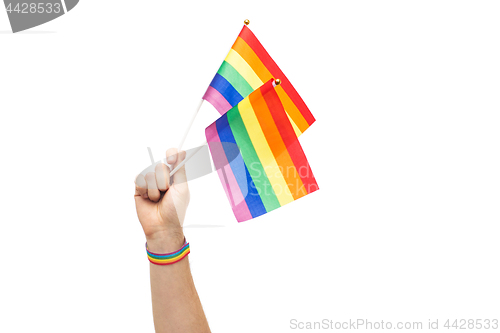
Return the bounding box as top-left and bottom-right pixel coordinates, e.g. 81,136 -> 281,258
203,25 -> 315,137
205,79 -> 318,222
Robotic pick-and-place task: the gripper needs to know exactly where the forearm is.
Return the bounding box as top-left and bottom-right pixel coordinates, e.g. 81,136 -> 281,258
148,234 -> 210,333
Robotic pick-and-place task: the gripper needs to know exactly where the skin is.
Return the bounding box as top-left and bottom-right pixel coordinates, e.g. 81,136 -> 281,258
134,148 -> 211,333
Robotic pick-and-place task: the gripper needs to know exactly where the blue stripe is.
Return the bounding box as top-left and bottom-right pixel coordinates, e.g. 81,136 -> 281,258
242,163 -> 267,218
147,244 -> 189,259
210,74 -> 244,107
216,114 -> 267,218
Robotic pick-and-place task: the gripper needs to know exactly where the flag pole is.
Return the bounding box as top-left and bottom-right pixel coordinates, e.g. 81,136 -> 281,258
147,147 -> 155,165
177,99 -> 204,151
170,140 -> 207,177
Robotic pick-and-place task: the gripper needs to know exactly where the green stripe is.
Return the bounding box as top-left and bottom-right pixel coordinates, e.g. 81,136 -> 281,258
217,61 -> 255,98
227,105 -> 281,212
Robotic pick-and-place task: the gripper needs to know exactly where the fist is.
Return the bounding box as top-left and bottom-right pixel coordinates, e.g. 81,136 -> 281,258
134,148 -> 189,252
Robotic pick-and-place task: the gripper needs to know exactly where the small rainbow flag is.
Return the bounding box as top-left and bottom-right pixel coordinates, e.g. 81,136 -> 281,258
205,79 -> 318,222
203,24 -> 315,137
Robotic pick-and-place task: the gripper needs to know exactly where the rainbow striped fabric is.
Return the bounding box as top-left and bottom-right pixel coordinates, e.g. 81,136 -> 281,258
146,241 -> 190,265
203,25 -> 315,138
205,79 -> 318,222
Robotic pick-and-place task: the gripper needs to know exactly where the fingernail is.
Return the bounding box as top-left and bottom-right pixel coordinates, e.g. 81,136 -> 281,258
167,155 -> 175,164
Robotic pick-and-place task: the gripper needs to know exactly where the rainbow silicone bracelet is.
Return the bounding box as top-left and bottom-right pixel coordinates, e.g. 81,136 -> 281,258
146,239 -> 190,265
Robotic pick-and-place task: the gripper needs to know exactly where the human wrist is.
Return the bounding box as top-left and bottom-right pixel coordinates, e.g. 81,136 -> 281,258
146,229 -> 185,253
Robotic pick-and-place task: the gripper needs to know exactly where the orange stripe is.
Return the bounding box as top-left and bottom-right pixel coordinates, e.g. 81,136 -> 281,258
232,37 -> 309,135
232,37 -> 273,84
249,88 -> 305,200
275,85 -> 309,134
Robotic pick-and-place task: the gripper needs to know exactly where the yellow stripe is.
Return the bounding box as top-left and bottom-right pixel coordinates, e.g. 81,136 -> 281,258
225,49 -> 263,90
238,98 -> 295,206
286,112 -> 302,137
149,256 -> 188,263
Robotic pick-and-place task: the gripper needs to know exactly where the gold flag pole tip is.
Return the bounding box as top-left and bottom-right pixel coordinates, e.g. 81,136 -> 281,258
274,79 -> 281,86
244,19 -> 250,25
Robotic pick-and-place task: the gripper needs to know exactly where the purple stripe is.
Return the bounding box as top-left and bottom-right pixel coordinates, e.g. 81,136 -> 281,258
203,86 -> 233,115
205,123 -> 252,221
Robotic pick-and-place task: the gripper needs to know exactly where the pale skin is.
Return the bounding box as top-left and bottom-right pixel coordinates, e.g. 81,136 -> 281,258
134,148 -> 211,333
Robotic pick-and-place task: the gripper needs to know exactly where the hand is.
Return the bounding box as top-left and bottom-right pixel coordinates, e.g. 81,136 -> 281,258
134,148 -> 190,252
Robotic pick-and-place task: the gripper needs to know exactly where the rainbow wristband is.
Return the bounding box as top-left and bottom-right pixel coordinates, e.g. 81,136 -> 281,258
146,239 -> 190,265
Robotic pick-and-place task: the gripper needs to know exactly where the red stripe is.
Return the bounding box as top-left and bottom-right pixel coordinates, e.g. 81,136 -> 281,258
262,86 -> 319,194
238,26 -> 316,127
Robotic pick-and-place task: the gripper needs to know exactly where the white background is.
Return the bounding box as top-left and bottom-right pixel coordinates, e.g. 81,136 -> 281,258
1,1 -> 499,332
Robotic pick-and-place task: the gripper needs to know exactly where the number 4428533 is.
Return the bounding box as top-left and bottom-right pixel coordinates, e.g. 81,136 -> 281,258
5,3 -> 61,14
444,319 -> 498,330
